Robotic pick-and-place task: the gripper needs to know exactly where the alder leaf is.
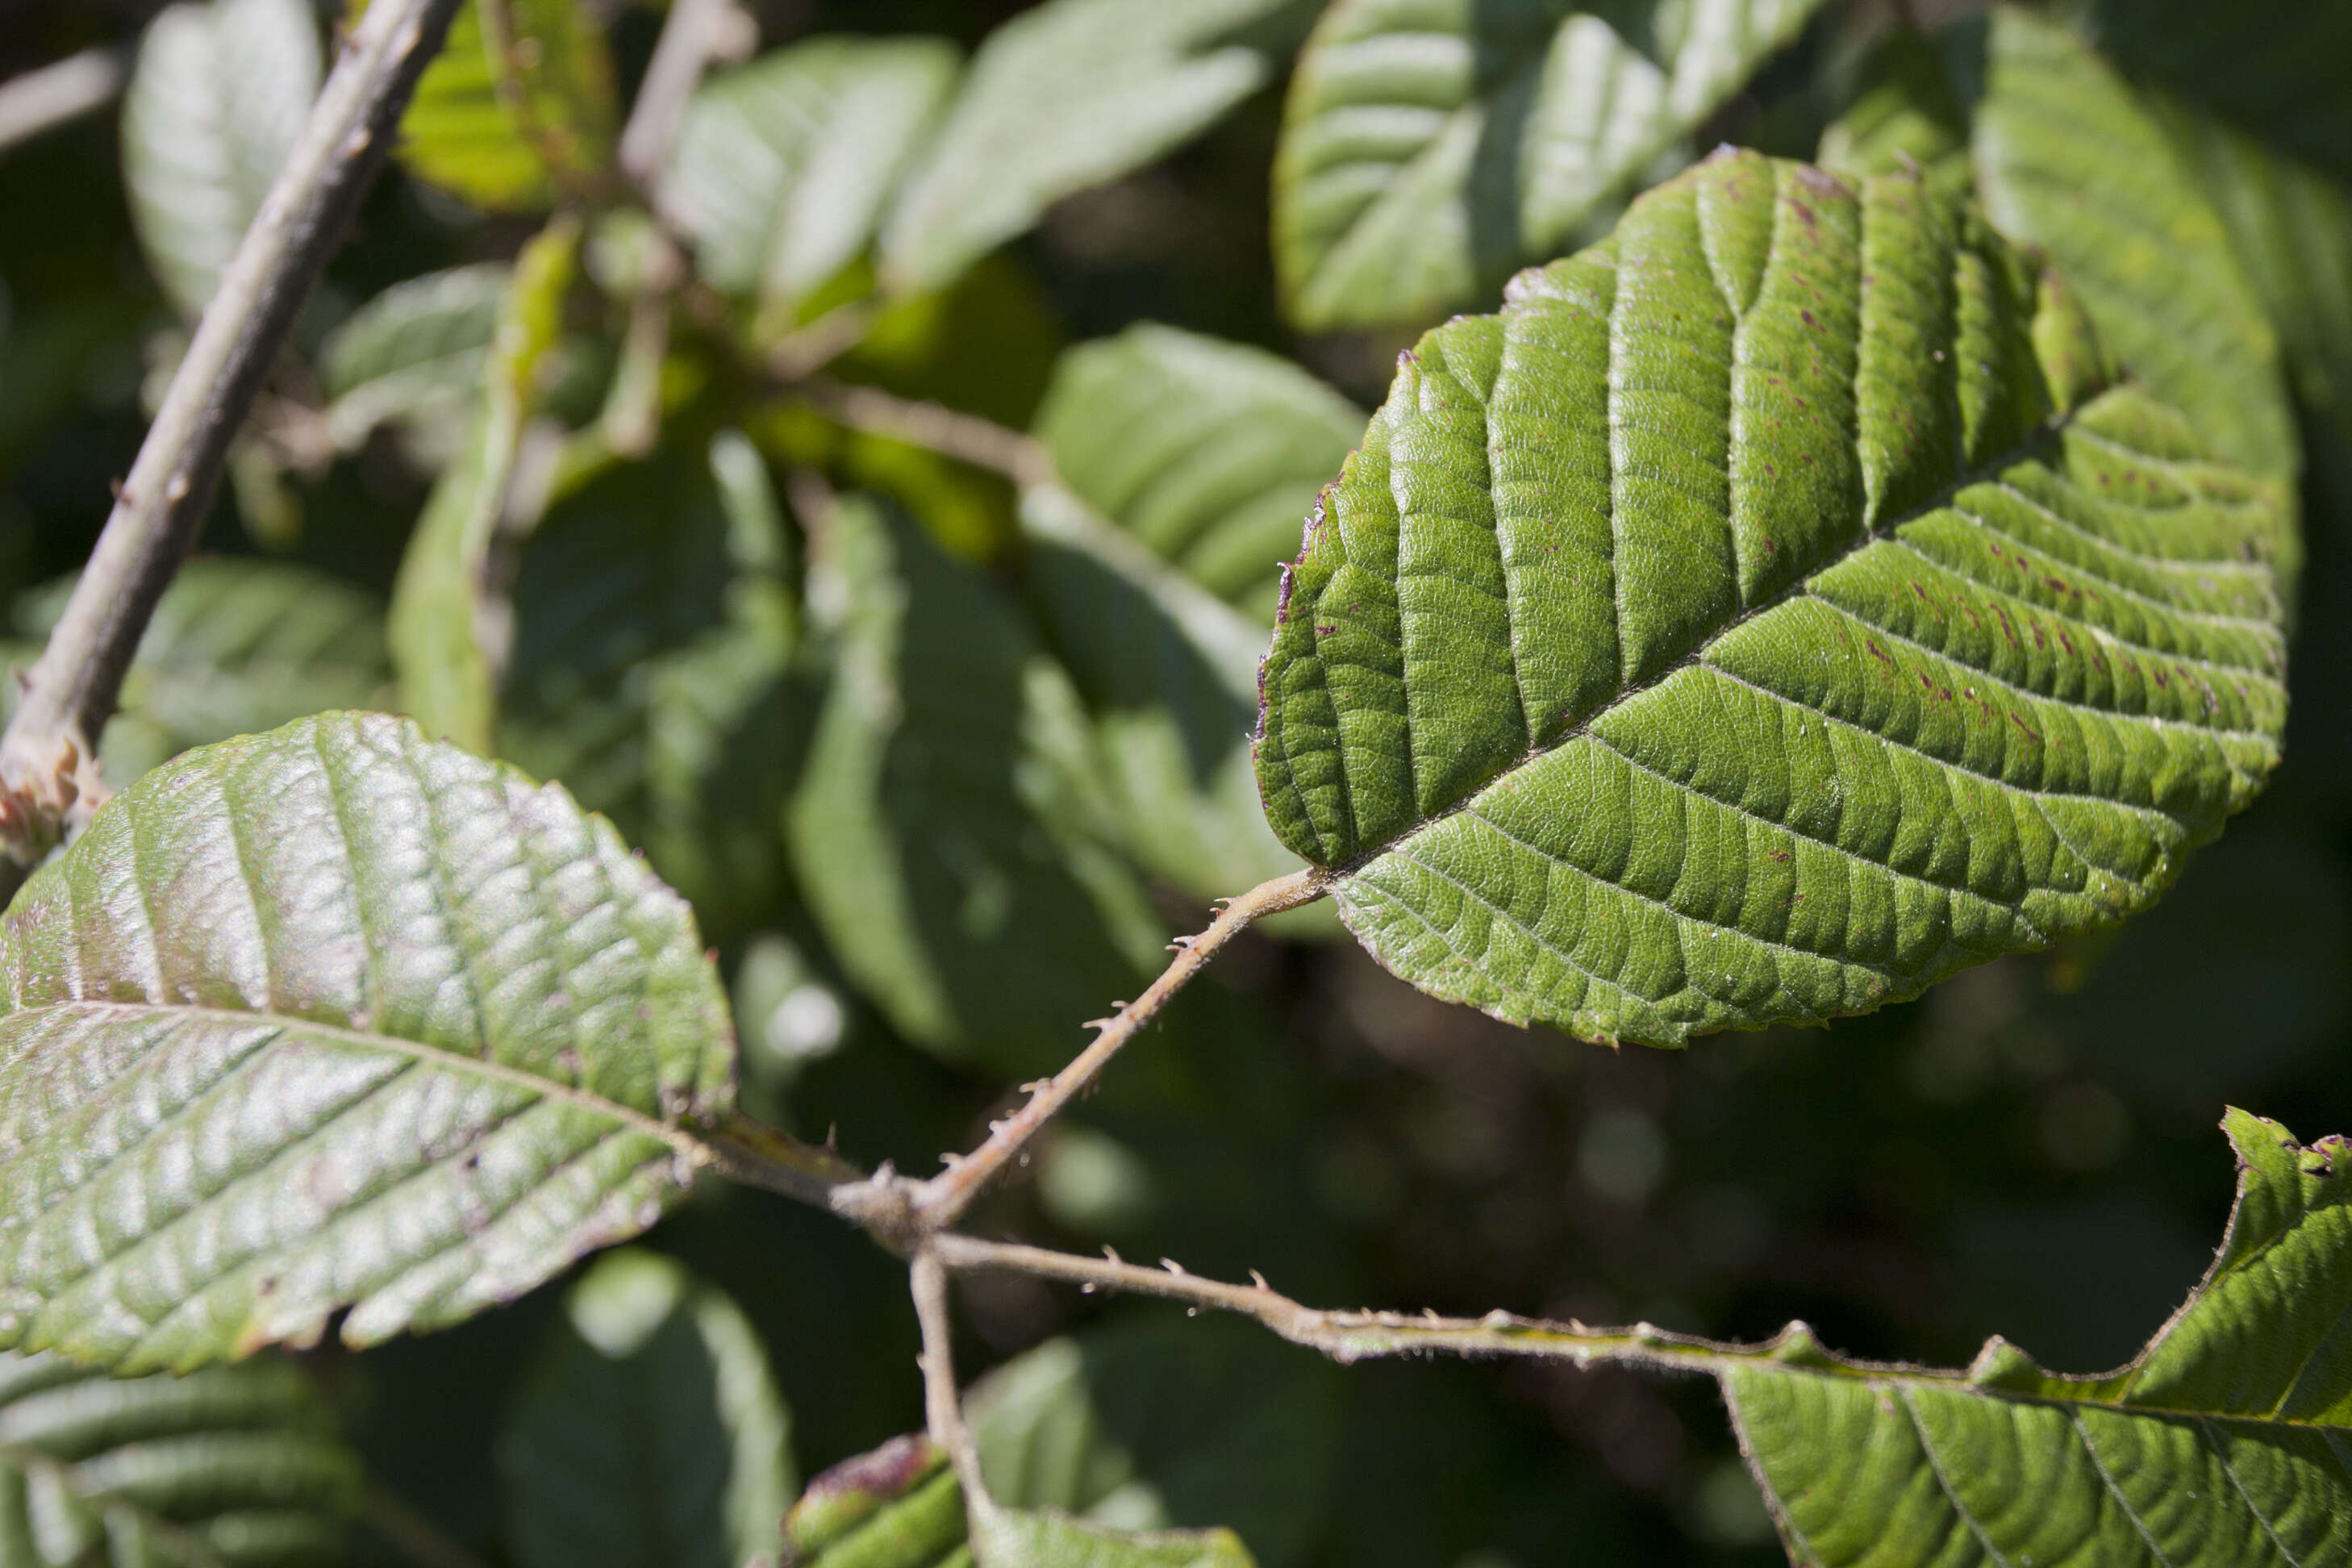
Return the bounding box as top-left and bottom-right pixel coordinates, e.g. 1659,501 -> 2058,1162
778,1429 -> 1261,1568
1274,0 -> 1830,330
786,494 -> 1166,1078
1723,1109 -> 2352,1566
783,1434 -> 968,1567
0,711 -> 736,1374
2079,0 -> 2352,187
1032,324 -> 1362,623
0,1349 -> 362,1564
390,0 -> 618,211
966,1316 -> 1341,1565
501,1249 -> 793,1568
973,1512 -> 1256,1568
320,261 -> 511,459
6,557 -> 394,786
120,0 -> 320,319
1969,10 -> 2298,494
389,217 -> 577,755
1255,150 -> 2290,1048
2156,99 -> 2352,452
879,0 -> 1313,297
498,432 -> 803,944
665,39 -> 957,324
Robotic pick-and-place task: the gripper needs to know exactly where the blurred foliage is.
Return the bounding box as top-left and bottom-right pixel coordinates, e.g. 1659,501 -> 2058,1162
0,0 -> 2347,1563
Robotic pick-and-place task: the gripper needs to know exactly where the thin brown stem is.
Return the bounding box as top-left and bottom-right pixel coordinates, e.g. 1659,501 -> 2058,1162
890,868 -> 1330,1233
0,0 -> 464,896
911,1249 -> 996,1524
932,1234 -> 1833,1382
0,44 -> 129,156
705,1110 -> 865,1205
797,378 -> 1054,487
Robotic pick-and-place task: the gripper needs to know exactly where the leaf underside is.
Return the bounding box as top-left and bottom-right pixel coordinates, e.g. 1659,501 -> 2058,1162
122,0 -> 319,319
1274,0 -> 1831,330
1725,1110 -> 2352,1566
0,713 -> 733,1374
1255,149 -> 2288,1048
666,37 -> 956,319
0,1349 -> 361,1566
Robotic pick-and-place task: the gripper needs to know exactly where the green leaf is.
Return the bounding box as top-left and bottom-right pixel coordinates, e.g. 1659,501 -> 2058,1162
786,494 -> 1166,1078
777,1429 -> 1261,1568
0,711 -> 736,1374
1032,324 -> 1361,623
498,432 -> 802,943
2155,98 -> 2352,449
0,1349 -> 362,1564
967,1316 -> 1339,1565
502,1249 -> 792,1568
1020,487 -> 1321,927
1723,1108 -> 2352,1566
320,262 -> 511,459
666,39 -> 957,325
973,1512 -> 1255,1568
880,0 -> 1312,297
1274,0 -> 1832,330
390,0 -> 618,211
1814,27 -> 1972,196
1969,9 -> 2299,492
6,558 -> 394,786
390,217 -> 578,755
2079,0 -> 2352,186
1254,150 -> 2289,1048
784,1434 -> 970,1567
121,0 -> 321,319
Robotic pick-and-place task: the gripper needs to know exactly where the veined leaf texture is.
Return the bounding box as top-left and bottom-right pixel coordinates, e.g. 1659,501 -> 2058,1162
1274,0 -> 1831,328
1255,150 -> 2290,1047
0,713 -> 734,1374
1727,1111 -> 2352,1565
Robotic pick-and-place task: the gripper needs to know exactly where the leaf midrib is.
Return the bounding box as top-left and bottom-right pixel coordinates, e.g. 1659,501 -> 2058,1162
2,999 -> 711,1166
1326,397 -> 2106,882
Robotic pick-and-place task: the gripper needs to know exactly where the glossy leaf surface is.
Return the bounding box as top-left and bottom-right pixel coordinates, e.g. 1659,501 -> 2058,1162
502,1250 -> 792,1568
1256,152 -> 2289,1046
881,0 -> 1312,295
120,0 -> 319,319
667,39 -> 956,322
391,0 -> 617,211
0,1349 -> 361,1565
0,712 -> 735,1373
1727,1110 -> 2352,1566
787,494 -> 1164,1077
1274,0 -> 1829,329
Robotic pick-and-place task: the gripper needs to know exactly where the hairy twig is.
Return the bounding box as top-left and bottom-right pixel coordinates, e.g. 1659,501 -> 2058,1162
0,44 -> 129,156
0,0 -> 465,898
797,378 -> 1056,487
835,869 -> 1332,1245
911,1249 -> 997,1524
706,1110 -> 866,1205
933,1234 -> 1821,1382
